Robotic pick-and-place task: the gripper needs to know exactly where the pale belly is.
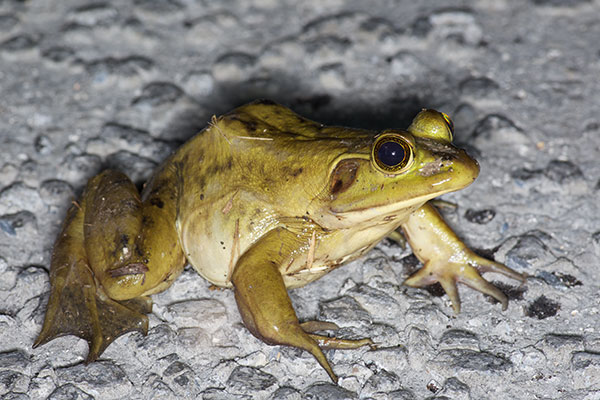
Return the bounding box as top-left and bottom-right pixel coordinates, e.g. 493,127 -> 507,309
178,199 -> 407,289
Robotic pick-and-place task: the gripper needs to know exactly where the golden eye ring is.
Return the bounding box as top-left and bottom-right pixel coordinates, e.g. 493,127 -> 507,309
372,133 -> 413,174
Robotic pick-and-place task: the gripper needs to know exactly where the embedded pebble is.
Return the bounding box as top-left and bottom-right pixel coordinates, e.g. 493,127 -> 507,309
86,123 -> 175,161
0,34 -> 39,52
0,14 -> 19,31
165,299 -> 227,331
459,76 -> 499,98
0,350 -> 29,370
0,211 -> 37,237
0,183 -> 44,214
212,52 -> 257,83
526,295 -> 560,319
33,135 -> 52,155
133,82 -> 184,107
304,382 -> 357,400
270,386 -> 302,400
181,70 -> 215,99
83,56 -> 154,82
129,82 -> 205,141
41,46 -> 75,63
438,329 -> 480,351
440,377 -> 470,400
464,208 -> 495,224
470,114 -> 532,156
61,153 -> 102,184
361,346 -> 409,375
543,160 -> 583,183
47,384 -> 94,400
435,349 -> 512,372
361,369 -> 402,396
105,151 -> 157,184
227,366 -> 277,392
39,180 -> 74,207
318,296 -> 373,328
428,9 -> 483,46
505,233 -> 554,271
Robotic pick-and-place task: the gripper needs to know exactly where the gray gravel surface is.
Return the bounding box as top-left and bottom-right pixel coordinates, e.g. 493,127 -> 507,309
1,0 -> 600,399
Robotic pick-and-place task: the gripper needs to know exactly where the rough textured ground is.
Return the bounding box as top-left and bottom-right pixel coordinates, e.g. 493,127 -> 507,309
1,0 -> 600,399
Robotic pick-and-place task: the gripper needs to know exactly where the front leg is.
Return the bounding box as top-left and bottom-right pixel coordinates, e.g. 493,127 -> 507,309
232,227 -> 373,383
402,203 -> 526,313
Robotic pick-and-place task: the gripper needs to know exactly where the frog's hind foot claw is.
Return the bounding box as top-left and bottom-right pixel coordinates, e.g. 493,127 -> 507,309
33,261 -> 151,361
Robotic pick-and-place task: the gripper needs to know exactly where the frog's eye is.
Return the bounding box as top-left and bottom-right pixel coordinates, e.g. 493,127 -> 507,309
441,112 -> 454,140
372,134 -> 413,174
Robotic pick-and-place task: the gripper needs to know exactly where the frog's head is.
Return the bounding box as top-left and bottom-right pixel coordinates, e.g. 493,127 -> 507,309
309,110 -> 479,229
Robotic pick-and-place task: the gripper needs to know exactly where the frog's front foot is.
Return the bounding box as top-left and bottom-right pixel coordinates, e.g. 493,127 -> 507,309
402,203 -> 526,313
403,254 -> 526,313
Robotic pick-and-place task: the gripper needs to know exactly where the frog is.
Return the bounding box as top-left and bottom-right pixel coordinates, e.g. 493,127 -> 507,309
34,99 -> 525,383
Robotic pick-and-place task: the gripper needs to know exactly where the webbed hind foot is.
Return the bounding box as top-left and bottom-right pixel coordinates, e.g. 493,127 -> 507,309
33,202 -> 152,362
33,257 -> 151,361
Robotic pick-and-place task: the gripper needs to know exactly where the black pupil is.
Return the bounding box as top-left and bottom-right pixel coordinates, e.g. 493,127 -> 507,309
377,140 -> 405,167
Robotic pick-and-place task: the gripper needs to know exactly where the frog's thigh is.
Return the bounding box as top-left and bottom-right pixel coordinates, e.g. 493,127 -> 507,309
35,170 -> 173,362
231,227 -> 339,383
83,170 -> 184,300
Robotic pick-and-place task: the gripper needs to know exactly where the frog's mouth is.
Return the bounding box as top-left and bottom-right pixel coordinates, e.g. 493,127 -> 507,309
328,184 -> 456,226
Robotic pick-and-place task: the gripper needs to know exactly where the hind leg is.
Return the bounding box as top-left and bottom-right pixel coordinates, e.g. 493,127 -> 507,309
34,170 -> 185,361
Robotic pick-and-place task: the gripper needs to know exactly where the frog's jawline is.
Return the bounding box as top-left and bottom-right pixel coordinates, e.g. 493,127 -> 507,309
328,188 -> 455,220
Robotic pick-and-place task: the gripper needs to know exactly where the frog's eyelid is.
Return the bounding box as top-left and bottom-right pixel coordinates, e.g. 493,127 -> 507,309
441,112 -> 454,140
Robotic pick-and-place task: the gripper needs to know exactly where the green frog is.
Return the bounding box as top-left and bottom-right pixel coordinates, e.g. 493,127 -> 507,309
34,100 -> 525,382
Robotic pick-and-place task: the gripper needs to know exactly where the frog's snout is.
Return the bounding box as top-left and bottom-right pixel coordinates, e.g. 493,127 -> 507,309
453,148 -> 480,185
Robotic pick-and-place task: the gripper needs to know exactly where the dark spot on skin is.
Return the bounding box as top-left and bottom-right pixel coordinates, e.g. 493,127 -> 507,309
196,175 -> 206,190
292,167 -> 303,177
329,160 -> 359,196
136,246 -> 144,257
108,262 -> 149,278
229,116 -> 259,131
121,234 -> 129,247
244,119 -> 258,131
142,215 -> 153,227
227,158 -> 232,169
150,197 -> 164,208
200,193 -> 204,200
120,198 -> 139,213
